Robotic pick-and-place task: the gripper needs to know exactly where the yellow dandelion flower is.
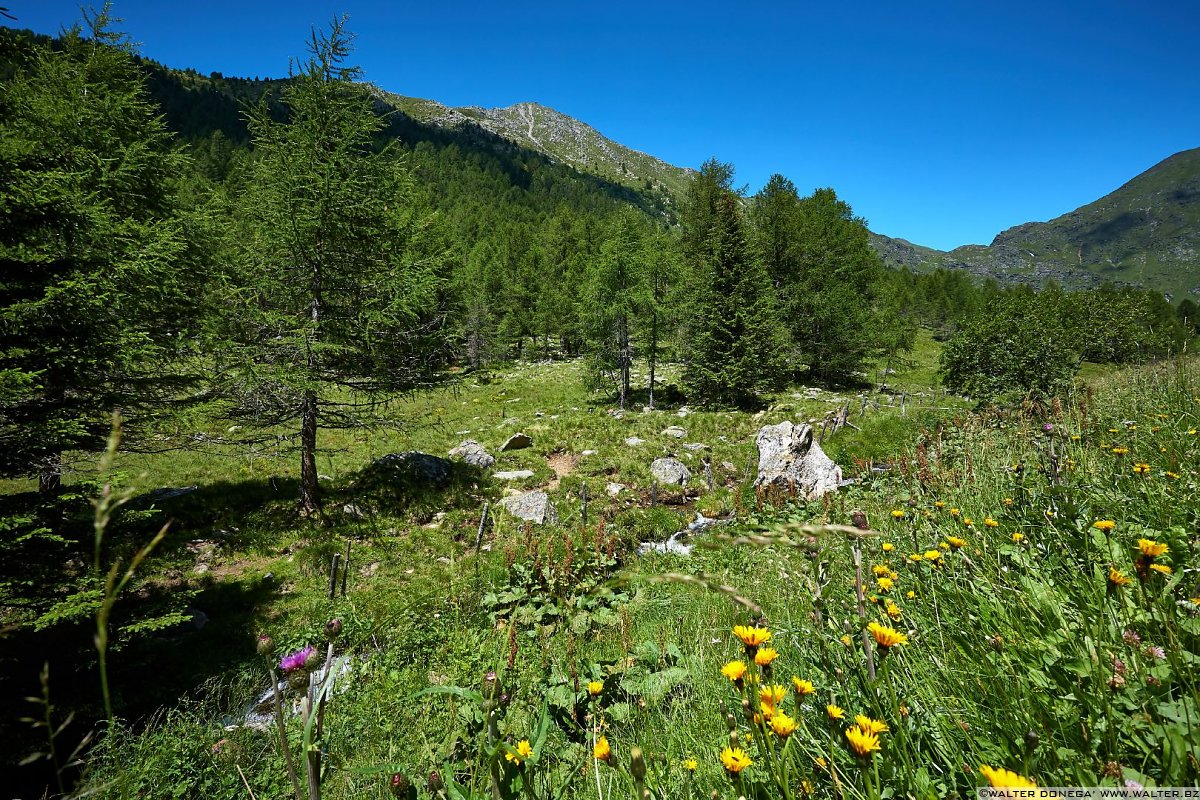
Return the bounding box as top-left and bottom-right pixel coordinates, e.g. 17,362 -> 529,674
1003,497 -> 1014,506
1150,563 -> 1172,576
1092,520 -> 1116,532
733,625 -> 771,647
770,712 -> 798,738
891,509 -> 906,519
939,541 -> 951,550
1112,447 -> 1129,455
840,634 -> 853,647
1138,539 -> 1169,558
506,739 -> 534,765
814,756 -> 828,771
720,747 -> 752,773
882,542 -> 895,552
721,661 -> 748,682
909,553 -> 924,562
826,704 -> 846,721
682,758 -> 697,772
755,647 -> 779,667
1108,568 -> 1132,588
1166,471 -> 1180,480
947,535 -> 967,549
873,564 -> 891,577
867,621 -> 908,649
759,684 -> 787,706
984,518 -> 999,527
949,508 -> 961,517
876,577 -> 894,592
1011,533 -> 1025,543
1189,428 -> 1197,435
962,517 -> 974,527
854,715 -> 890,734
587,680 -> 604,696
979,765 -> 1036,788
934,500 -> 946,509
792,677 -> 815,696
906,590 -> 915,599
1071,435 -> 1081,441
802,780 -> 815,795
593,736 -> 611,762
885,600 -> 902,621
844,726 -> 881,757
923,549 -> 943,564
1132,463 -> 1151,475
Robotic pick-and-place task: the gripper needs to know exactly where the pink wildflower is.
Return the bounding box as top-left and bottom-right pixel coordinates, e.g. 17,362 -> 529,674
280,645 -> 315,674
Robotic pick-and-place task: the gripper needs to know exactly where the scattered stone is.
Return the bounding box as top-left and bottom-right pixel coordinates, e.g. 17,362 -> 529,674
449,439 -> 495,468
147,485 -> 198,502
662,425 -> 686,439
754,421 -> 843,500
368,452 -> 454,488
500,432 -> 533,451
581,449 -> 597,456
436,556 -> 451,565
682,442 -> 709,452
535,411 -> 544,417
498,417 -> 522,427
651,457 -> 692,486
624,436 -> 645,446
721,461 -> 737,472
360,562 -> 380,578
498,491 -> 558,525
606,482 -> 625,497
494,469 -> 535,480
342,503 -> 366,518
608,409 -> 625,419
676,407 -> 691,417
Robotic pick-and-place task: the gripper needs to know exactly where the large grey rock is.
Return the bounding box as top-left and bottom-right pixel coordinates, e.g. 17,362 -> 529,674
753,421 -> 843,500
662,425 -> 687,439
449,439 -> 495,469
500,432 -> 533,452
498,490 -> 557,524
369,452 -> 453,487
651,457 -> 692,486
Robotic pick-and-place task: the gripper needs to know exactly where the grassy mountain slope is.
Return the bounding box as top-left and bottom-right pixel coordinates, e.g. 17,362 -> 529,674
871,148 -> 1200,299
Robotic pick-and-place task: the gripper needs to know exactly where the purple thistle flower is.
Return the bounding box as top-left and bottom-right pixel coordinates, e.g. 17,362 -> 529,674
1144,645 -> 1166,660
1122,629 -> 1141,646
1042,423 -> 1054,433
280,645 -> 316,674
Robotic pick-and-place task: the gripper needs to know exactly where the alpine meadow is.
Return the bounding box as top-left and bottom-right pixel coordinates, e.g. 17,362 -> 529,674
2,6 -> 1200,800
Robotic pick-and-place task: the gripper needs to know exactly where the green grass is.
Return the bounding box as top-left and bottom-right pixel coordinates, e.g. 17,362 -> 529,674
6,344 -> 1199,798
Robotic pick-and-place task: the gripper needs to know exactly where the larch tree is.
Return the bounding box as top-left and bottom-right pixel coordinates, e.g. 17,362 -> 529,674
0,8 -> 199,492
582,209 -> 648,409
217,18 -> 450,513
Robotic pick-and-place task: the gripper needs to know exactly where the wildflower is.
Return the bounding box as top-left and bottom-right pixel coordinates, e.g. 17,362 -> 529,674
906,590 -> 916,599
885,600 -> 902,621
1042,423 -> 1054,433
720,746 -> 752,774
1108,568 -> 1132,588
587,680 -> 604,696
506,740 -> 533,765
280,645 -> 316,674
923,549 -> 943,565
1071,434 -> 1081,441
1093,520 -> 1116,532
1003,497 -> 1014,506
802,780 -> 815,795
755,647 -> 779,667
733,625 -> 771,648
826,704 -> 846,721
1166,471 -> 1180,480
939,541 -> 951,550
390,772 -> 413,797
759,684 -> 787,706
1122,629 -> 1141,646
721,661 -> 748,683
949,508 -> 961,517
770,712 -> 798,738
882,541 -> 895,552
947,535 -> 967,549
1189,428 -> 1197,435
891,509 -> 906,519
792,677 -> 815,696
1044,508 -> 1057,519
962,517 -> 974,527
1138,539 -> 1169,558
867,621 -> 908,650
814,756 -> 828,771
840,634 -> 853,647
844,726 -> 881,757
682,758 -> 698,773
1011,533 -> 1025,543
934,500 -> 945,508
1108,673 -> 1126,691
855,715 -> 889,734
1132,463 -> 1151,475
1112,446 -> 1129,455
1149,563 -> 1172,576
1110,655 -> 1126,675
876,577 -> 894,592
594,736 -> 611,762
984,518 -> 998,528
980,765 -> 1037,788
1144,645 -> 1166,660
908,553 -> 923,562
873,564 -> 892,577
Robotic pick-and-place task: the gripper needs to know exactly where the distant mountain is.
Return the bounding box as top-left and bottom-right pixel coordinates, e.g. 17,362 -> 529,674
379,93 -> 694,199
871,148 -> 1200,299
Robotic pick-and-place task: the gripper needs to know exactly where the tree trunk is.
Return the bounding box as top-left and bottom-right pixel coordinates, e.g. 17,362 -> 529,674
618,315 -> 629,411
299,390 -> 320,514
648,308 -> 658,410
38,451 -> 62,495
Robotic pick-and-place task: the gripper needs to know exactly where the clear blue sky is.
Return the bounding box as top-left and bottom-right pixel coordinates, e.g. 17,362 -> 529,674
9,1 -> 1200,250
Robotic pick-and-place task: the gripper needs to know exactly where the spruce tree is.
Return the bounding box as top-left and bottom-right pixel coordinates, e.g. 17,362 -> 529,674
0,9 -> 198,491
216,19 -> 450,513
685,192 -> 789,406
